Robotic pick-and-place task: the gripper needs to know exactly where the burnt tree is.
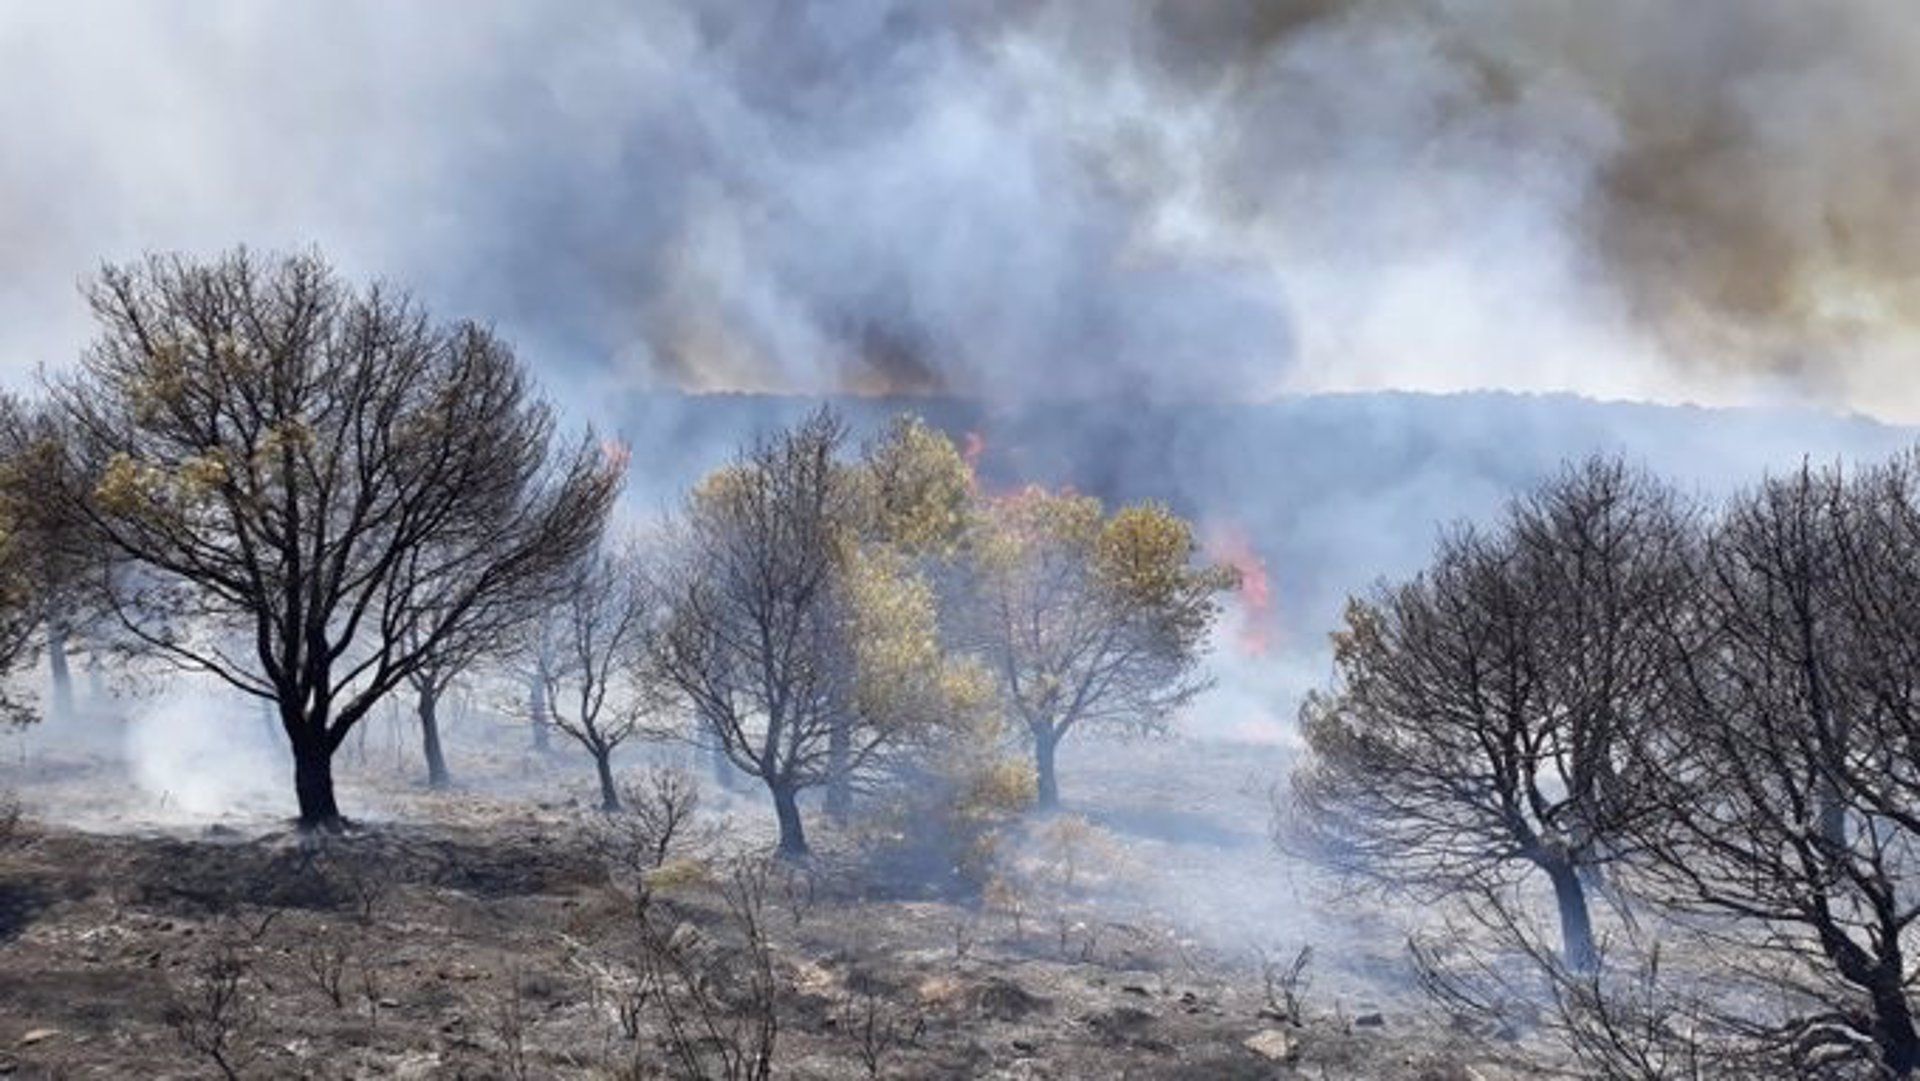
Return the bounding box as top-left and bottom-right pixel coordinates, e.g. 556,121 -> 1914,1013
400,550 -> 550,790
1627,461 -> 1920,1076
0,396 -> 65,725
400,622 -> 484,790
407,661 -> 458,789
50,250 -> 618,830
541,541 -> 658,812
652,412 -> 860,858
510,614 -> 557,754
1294,459 -> 1690,973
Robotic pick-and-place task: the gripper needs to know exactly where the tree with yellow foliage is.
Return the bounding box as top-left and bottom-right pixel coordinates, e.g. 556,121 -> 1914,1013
821,415 -> 979,819
651,409 -> 987,857
965,490 -> 1234,808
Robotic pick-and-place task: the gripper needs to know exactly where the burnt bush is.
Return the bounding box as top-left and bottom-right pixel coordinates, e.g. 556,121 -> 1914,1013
589,765 -> 710,879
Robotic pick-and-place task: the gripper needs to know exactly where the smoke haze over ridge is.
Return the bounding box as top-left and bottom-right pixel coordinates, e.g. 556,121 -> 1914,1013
3,1 -> 1918,417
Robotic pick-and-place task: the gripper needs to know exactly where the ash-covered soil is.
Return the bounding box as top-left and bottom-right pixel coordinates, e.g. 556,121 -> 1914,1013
0,717 -> 1541,1079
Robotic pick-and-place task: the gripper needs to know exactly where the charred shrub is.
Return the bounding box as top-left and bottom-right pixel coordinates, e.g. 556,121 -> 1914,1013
165,939 -> 259,1081
295,928 -> 353,1009
304,843 -> 391,925
488,966 -> 535,1081
578,857 -> 785,1081
590,765 -> 710,878
1257,944 -> 1315,1025
836,986 -> 926,1078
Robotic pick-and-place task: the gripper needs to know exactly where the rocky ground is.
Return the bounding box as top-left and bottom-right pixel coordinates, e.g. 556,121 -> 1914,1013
0,710 -> 1547,1079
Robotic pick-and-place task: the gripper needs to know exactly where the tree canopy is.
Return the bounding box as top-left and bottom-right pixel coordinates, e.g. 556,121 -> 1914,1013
652,410 -> 993,856
48,249 -> 619,828
966,487 -> 1233,808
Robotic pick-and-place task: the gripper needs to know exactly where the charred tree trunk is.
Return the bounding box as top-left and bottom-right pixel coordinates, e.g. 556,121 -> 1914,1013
1868,974 -> 1920,1078
1544,856 -> 1598,974
45,619 -> 72,722
1033,728 -> 1060,810
292,734 -> 344,832
825,713 -> 851,823
418,686 -> 450,789
771,782 -> 808,858
1822,926 -> 1920,1076
595,748 -> 620,812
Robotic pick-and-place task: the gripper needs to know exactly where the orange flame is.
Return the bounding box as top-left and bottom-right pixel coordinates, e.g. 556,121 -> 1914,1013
962,429 -> 1017,497
600,438 -> 632,476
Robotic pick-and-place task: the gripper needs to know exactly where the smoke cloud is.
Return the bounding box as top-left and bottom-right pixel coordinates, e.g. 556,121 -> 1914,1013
1,1 -> 1916,416
123,688 -> 287,823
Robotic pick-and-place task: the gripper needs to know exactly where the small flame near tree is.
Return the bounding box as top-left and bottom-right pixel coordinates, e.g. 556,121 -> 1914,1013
600,438 -> 632,476
1204,523 -> 1275,657
961,430 -> 987,483
960,428 -> 1029,499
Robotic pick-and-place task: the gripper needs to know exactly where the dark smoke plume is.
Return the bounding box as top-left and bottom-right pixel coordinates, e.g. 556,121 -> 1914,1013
1,1 -> 1914,415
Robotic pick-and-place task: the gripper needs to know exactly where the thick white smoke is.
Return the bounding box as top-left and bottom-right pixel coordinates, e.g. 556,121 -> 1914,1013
122,688 -> 287,824
2,2 -> 1917,416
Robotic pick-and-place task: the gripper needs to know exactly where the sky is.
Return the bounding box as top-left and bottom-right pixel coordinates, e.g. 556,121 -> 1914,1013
3,1 -> 1918,422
